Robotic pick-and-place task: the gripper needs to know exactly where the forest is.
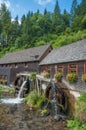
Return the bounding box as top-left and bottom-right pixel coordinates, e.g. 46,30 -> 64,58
0,0 -> 86,57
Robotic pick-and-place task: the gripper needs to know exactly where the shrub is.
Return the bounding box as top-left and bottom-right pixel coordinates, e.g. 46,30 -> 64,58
67,92 -> 86,130
24,91 -> 46,108
82,74 -> 86,82
67,119 -> 86,130
41,109 -> 48,115
30,72 -> 36,81
75,92 -> 86,122
44,71 -> 50,78
54,71 -> 62,81
66,73 -> 78,83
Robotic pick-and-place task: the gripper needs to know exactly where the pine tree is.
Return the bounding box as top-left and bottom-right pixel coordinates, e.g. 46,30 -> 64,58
70,0 -> 77,26
54,0 -> 60,16
44,8 -> 47,16
0,4 -> 11,47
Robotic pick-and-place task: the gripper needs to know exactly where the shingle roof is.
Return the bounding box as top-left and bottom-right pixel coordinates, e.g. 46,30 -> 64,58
0,44 -> 51,64
40,39 -> 86,65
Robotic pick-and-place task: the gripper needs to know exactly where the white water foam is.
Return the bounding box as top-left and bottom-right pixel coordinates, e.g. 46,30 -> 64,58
0,80 -> 27,104
1,98 -> 24,104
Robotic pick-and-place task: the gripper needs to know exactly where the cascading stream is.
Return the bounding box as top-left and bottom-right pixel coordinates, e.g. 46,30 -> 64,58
0,80 -> 26,104
51,81 -> 58,116
17,80 -> 26,98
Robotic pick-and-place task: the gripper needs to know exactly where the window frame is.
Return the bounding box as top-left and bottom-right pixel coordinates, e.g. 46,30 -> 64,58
68,63 -> 78,75
14,64 -> 18,68
45,66 -> 51,72
56,64 -> 64,75
24,63 -> 28,68
84,63 -> 86,73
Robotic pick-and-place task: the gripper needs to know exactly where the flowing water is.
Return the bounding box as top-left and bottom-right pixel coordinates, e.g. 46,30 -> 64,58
51,81 -> 58,118
0,81 -> 68,130
17,81 -> 26,98
1,80 -> 26,104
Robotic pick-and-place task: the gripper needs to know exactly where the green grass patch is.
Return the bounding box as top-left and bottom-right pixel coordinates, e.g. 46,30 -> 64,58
0,86 -> 15,95
24,91 -> 46,109
67,92 -> 86,130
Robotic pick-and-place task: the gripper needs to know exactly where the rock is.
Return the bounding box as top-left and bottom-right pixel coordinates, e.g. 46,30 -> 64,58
54,115 -> 60,121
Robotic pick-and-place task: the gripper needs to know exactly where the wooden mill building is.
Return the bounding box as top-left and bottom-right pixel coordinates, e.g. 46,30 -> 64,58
40,39 -> 86,92
0,44 -> 52,85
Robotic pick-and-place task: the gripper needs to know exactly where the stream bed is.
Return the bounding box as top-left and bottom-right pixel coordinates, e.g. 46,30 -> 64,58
0,102 -> 68,130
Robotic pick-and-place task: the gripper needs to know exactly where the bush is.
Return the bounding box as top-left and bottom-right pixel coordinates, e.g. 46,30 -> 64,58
66,73 -> 78,83
82,74 -> 86,82
41,109 -> 48,115
44,72 -> 50,78
67,119 -> 86,130
30,72 -> 36,81
67,92 -> 86,130
54,71 -> 62,81
75,92 -> 86,122
43,71 -> 50,78
24,91 -> 46,108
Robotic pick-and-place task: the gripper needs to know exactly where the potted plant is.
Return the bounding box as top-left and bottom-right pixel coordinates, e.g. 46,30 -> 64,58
66,73 -> 78,83
54,71 -> 62,82
82,74 -> 86,82
44,71 -> 50,78
30,72 -> 36,81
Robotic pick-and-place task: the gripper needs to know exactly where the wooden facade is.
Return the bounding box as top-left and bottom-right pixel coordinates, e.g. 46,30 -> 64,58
0,44 -> 52,85
40,61 -> 86,91
40,39 -> 86,92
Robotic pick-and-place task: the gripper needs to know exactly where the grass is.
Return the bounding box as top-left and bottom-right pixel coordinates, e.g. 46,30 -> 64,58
24,91 -> 46,109
67,92 -> 86,130
0,85 -> 15,96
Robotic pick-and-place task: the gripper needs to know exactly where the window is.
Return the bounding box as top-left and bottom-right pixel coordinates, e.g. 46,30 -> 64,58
68,64 -> 78,75
45,66 -> 50,71
14,64 -> 18,68
24,63 -> 28,68
45,66 -> 51,74
1,65 -> 4,67
56,64 -> 64,74
84,63 -> 86,73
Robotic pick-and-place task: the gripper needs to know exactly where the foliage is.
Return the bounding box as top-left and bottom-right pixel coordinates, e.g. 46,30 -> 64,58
24,91 -> 46,108
0,86 -> 15,98
0,86 -> 14,93
82,74 -> 86,82
54,71 -> 62,81
67,119 -> 86,130
41,109 -> 48,115
44,71 -> 50,78
67,92 -> 86,130
75,92 -> 86,122
66,73 -> 78,83
0,1 -> 86,57
30,72 -> 36,81
0,87 -> 3,99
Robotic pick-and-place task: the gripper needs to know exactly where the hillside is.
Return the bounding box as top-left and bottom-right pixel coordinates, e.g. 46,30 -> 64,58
0,30 -> 86,58
0,0 -> 86,57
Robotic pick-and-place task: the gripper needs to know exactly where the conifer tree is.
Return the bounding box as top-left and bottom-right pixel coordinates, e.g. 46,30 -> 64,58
70,0 -> 77,26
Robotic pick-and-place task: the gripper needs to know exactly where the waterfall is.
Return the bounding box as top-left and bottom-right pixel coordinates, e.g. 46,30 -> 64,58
51,81 -> 58,116
17,81 -> 26,98
0,81 -> 27,104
